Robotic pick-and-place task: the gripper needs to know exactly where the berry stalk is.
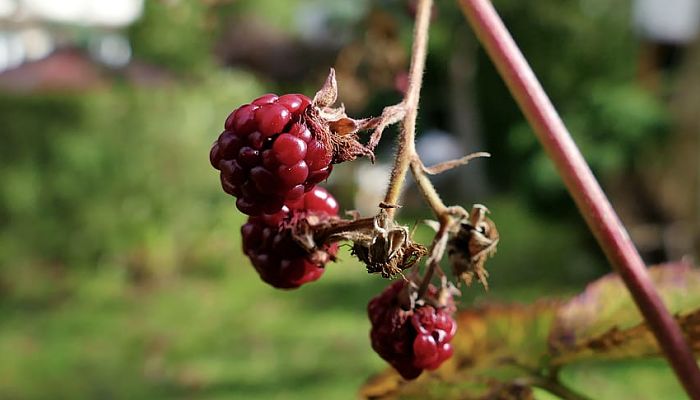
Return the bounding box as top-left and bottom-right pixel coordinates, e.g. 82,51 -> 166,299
379,0 -> 474,303
458,0 -> 700,397
383,0 -> 433,218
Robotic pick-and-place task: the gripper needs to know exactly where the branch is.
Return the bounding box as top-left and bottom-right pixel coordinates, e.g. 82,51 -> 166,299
458,1 -> 700,398
422,152 -> 490,175
411,157 -> 448,216
416,214 -> 451,299
383,0 -> 433,219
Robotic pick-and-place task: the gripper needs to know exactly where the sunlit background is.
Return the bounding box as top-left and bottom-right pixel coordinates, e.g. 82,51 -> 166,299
1,0 -> 699,398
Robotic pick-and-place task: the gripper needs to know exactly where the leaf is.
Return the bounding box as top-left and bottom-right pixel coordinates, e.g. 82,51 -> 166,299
548,262 -> 700,365
360,263 -> 700,399
359,302 -> 559,399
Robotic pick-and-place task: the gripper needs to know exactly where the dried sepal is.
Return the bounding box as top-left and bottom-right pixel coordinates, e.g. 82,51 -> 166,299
337,209 -> 427,278
306,69 -> 410,164
366,103 -> 406,151
447,204 -> 499,289
305,69 -> 375,163
312,68 -> 338,108
287,211 -> 341,265
328,117 -> 361,136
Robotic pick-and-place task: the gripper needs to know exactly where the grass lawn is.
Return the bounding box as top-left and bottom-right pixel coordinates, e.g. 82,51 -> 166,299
0,246 -> 390,399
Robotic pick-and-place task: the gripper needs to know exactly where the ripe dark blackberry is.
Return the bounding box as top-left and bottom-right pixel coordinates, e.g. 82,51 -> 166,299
368,281 -> 456,380
240,187 -> 339,289
210,93 -> 334,216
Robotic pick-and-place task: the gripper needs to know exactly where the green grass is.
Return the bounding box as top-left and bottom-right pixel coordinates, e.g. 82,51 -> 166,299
0,247 -> 387,400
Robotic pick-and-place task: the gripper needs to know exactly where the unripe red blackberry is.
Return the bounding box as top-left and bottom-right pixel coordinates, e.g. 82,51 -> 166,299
241,187 -> 339,289
211,93 -> 334,216
367,281 -> 456,380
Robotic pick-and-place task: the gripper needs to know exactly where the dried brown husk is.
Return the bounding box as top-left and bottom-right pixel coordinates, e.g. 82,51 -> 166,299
303,68 -> 376,164
447,215 -> 499,289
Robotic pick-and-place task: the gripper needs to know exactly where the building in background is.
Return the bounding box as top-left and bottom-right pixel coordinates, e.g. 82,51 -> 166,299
634,0 -> 700,88
0,0 -> 143,91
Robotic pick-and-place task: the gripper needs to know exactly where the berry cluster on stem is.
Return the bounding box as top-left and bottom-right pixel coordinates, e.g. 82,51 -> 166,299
210,0 -> 497,381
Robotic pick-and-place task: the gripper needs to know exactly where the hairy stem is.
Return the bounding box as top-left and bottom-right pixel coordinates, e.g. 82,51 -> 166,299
458,0 -> 700,397
416,220 -> 450,300
410,158 -> 448,216
378,0 -> 455,294
411,158 -> 455,300
383,0 -> 432,218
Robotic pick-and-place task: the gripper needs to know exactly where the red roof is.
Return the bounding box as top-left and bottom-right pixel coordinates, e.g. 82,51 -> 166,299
0,48 -> 106,93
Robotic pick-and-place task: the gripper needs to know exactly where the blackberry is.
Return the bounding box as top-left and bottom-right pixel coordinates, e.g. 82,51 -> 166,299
210,93 -> 333,216
241,187 -> 339,289
368,281 -> 456,379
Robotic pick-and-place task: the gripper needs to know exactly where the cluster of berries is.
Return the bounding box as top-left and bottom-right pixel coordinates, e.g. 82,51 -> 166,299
211,94 -> 338,289
368,281 -> 457,379
210,93 -> 333,216
210,92 -> 456,379
241,187 -> 339,289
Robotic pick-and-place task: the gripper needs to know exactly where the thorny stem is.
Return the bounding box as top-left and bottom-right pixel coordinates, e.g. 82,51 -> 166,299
459,0 -> 700,398
383,0 -> 432,219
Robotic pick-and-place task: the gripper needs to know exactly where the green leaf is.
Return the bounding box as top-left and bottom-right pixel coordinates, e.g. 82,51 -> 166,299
549,262 -> 700,365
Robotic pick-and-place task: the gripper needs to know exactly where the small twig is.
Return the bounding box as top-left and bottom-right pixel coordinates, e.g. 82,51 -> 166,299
422,152 -> 490,175
383,0 -> 433,219
410,155 -> 466,299
367,104 -> 406,151
372,0 -> 487,297
376,0 -> 480,224
458,0 -> 700,397
417,217 -> 451,299
410,157 -> 449,217
389,16 -> 489,295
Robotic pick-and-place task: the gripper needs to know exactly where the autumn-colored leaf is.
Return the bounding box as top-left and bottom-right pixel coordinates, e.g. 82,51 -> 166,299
359,302 -> 559,399
361,262 -> 700,399
548,262 -> 700,365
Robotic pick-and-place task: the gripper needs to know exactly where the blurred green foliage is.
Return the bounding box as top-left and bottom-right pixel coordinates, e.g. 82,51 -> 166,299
0,70 -> 264,299
472,0 -> 667,211
129,0 -> 214,74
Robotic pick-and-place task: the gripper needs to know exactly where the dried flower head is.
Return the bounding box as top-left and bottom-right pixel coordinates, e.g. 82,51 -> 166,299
447,204 -> 499,289
305,68 -> 376,163
340,209 -> 427,278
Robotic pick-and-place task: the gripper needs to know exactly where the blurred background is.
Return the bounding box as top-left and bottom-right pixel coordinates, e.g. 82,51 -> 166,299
1,0 -> 698,398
